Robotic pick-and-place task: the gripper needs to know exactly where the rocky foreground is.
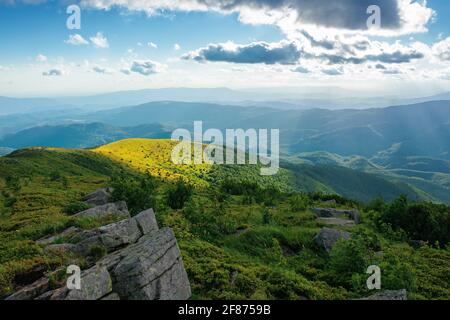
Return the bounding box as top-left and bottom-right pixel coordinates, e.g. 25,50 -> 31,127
5,190 -> 407,300
6,188 -> 191,300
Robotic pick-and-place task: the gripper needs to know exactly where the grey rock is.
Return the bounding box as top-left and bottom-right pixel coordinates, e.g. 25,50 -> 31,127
317,217 -> 355,227
74,218 -> 142,255
101,292 -> 121,300
362,289 -> 407,300
37,226 -> 81,245
312,208 -> 361,224
5,277 -> 49,300
8,206 -> 191,301
74,201 -> 130,219
314,227 -> 351,252
133,208 -> 159,235
44,243 -> 77,254
49,266 -> 113,300
83,188 -> 113,206
100,228 -> 191,300
97,218 -> 142,250
34,290 -> 55,300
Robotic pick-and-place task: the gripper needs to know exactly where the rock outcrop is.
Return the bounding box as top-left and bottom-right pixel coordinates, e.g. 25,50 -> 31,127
312,208 -> 361,224
74,201 -> 130,220
317,217 -> 355,227
362,289 -> 407,300
83,188 -> 113,206
6,189 -> 191,301
314,227 -> 351,252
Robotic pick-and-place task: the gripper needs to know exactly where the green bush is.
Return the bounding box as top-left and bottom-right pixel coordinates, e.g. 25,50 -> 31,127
326,238 -> 369,289
167,179 -> 193,210
289,193 -> 310,212
5,175 -> 21,192
378,195 -> 450,246
111,174 -> 157,215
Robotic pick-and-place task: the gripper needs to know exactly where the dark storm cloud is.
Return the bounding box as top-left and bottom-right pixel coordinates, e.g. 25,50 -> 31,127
199,0 -> 401,30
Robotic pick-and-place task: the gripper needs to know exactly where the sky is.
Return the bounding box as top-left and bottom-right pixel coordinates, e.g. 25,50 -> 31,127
0,0 -> 449,97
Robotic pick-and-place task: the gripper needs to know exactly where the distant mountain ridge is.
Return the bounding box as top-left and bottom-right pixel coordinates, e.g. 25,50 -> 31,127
2,88 -> 450,115
0,123 -> 172,149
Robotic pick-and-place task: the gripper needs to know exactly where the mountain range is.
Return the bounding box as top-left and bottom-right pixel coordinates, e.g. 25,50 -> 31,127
1,94 -> 450,203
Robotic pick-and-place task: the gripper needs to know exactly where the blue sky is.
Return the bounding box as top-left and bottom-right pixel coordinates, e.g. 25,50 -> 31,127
0,0 -> 449,96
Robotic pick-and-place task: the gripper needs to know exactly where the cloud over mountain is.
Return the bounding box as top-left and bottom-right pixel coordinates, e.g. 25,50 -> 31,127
183,41 -> 302,65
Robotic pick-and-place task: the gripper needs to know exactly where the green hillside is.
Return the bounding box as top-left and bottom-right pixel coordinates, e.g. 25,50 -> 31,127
287,151 -> 450,203
0,139 -> 449,299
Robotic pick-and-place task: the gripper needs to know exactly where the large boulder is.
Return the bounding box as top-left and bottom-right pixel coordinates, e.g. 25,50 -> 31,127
47,266 -> 113,300
314,227 -> 351,252
74,201 -> 130,220
362,289 -> 407,300
8,205 -> 191,301
73,218 -> 142,255
133,208 -> 158,235
312,208 -> 361,224
83,188 -> 113,206
100,228 -> 191,300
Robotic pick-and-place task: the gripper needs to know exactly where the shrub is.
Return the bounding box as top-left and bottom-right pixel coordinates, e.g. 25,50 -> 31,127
326,238 -> 369,289
167,179 -> 193,210
289,193 -> 310,212
378,195 -> 450,246
4,197 -> 17,208
111,174 -> 157,215
5,175 -> 21,192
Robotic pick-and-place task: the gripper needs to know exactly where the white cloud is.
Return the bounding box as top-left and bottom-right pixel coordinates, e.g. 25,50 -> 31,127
292,66 -> 310,73
174,43 -> 181,50
42,68 -> 66,76
433,37 -> 450,61
92,65 -> 114,74
127,60 -> 164,75
90,32 -> 109,48
36,54 -> 47,62
148,42 -> 158,49
65,34 -> 89,46
0,65 -> 13,72
322,67 -> 344,76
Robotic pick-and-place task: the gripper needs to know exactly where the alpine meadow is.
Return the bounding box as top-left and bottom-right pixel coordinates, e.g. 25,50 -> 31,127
0,0 -> 449,306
